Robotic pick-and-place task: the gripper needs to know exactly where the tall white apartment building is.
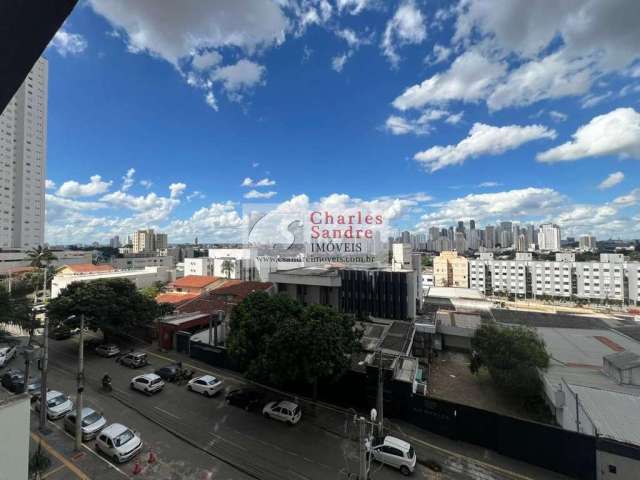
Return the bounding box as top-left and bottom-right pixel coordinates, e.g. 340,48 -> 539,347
132,229 -> 168,253
538,223 -> 561,252
627,263 -> 640,305
183,257 -> 215,276
575,254 -> 625,302
0,57 -> 47,248
531,253 -> 575,299
578,234 -> 597,252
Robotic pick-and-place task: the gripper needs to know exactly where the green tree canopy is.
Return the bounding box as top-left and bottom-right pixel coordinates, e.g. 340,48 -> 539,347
221,259 -> 234,279
227,292 -> 361,400
0,283 -> 37,337
25,245 -> 58,268
470,323 -> 550,401
46,278 -> 163,342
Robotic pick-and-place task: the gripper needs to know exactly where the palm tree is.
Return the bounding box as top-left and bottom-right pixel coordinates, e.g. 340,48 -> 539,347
221,259 -> 235,279
25,246 -> 57,269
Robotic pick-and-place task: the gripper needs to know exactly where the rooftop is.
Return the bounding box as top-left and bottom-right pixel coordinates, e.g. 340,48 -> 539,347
604,351 -> 640,370
273,266 -> 340,277
61,263 -> 115,274
571,385 -> 640,446
425,286 -> 485,300
173,275 -> 221,289
155,292 -> 199,305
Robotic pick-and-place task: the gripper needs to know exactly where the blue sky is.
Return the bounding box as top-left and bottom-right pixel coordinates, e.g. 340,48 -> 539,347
43,0 -> 640,244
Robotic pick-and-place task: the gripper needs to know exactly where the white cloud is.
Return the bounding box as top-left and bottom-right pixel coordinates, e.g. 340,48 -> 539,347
429,44 -> 452,64
192,50 -> 222,71
211,59 -> 266,93
336,0 -> 370,15
414,122 -> 556,172
478,181 -> 501,188
140,179 -> 153,189
613,188 -> 639,207
169,182 -> 187,199
598,171 -> 624,190
336,28 -> 364,48
45,179 -> 56,190
537,108 -> 640,163
392,50 -> 507,110
255,178 -> 276,187
121,168 -> 135,191
549,110 -> 568,122
581,91 -> 613,109
244,189 -> 277,199
331,53 -> 350,72
252,162 -> 260,168
242,177 -> 276,187
186,190 -> 206,201
486,52 -> 593,111
56,175 -> 113,197
88,0 -> 287,67
50,30 -> 88,57
385,115 -> 429,136
46,194 -> 106,211
382,1 -> 427,66
205,91 -> 218,111
445,112 -> 463,125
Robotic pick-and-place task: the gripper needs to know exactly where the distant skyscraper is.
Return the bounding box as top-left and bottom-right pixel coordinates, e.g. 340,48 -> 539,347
470,219 -> 476,230
485,226 -> 495,249
538,223 -> 561,251
456,221 -> 465,233
109,236 -> 121,248
579,234 -> 597,252
455,231 -> 466,253
0,57 -> 47,248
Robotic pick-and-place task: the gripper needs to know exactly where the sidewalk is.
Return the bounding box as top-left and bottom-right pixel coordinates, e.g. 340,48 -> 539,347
142,345 -> 573,480
29,410 -> 180,480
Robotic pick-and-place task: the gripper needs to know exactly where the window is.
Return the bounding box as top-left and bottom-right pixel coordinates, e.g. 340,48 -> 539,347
608,465 -> 617,474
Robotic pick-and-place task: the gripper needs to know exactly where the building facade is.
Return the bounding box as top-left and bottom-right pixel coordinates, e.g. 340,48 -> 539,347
433,251 -> 468,288
0,57 -> 47,248
538,223 -> 561,252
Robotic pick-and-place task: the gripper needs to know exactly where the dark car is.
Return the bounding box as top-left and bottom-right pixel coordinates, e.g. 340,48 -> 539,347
225,388 -> 266,411
1,369 -> 41,396
154,364 -> 180,382
49,327 -> 73,340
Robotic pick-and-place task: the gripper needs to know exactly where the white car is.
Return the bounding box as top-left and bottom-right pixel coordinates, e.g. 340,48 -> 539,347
262,400 -> 302,425
36,390 -> 74,420
130,373 -> 164,395
64,407 -> 107,440
366,436 -> 416,476
95,344 -> 120,357
0,344 -> 16,367
96,423 -> 143,463
187,375 -> 223,397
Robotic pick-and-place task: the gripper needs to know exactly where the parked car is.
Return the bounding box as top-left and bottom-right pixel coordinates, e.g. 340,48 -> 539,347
130,373 -> 164,395
36,390 -> 74,420
225,388 -> 266,411
96,423 -> 143,463
366,436 -> 416,476
187,375 -> 223,397
49,327 -> 73,340
262,400 -> 302,425
154,364 -> 180,382
118,352 -> 148,368
0,344 -> 16,367
95,344 -> 120,357
64,407 -> 107,440
1,369 -> 41,397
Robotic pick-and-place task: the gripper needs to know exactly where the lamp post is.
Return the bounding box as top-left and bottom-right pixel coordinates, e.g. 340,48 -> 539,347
67,314 -> 85,450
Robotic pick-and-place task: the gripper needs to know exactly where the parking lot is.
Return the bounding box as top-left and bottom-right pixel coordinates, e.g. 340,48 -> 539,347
3,334 -> 573,480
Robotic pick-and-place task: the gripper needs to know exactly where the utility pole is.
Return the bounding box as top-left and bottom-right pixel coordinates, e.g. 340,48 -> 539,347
39,267 -> 49,432
376,350 -> 384,436
75,314 -> 85,450
358,416 -> 368,480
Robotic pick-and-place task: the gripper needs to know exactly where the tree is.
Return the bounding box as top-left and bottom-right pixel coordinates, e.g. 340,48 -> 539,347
227,292 -> 361,401
25,245 -> 57,269
0,283 -> 37,338
47,278 -> 163,343
221,259 -> 234,279
470,323 -> 550,402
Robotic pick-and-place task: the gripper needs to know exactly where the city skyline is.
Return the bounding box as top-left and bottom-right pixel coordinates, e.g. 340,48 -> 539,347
35,1 -> 640,245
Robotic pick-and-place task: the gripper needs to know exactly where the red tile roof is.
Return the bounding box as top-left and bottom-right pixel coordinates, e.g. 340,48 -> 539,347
155,292 -> 200,305
212,281 -> 274,298
175,281 -> 274,315
64,263 -> 115,273
173,275 -> 221,289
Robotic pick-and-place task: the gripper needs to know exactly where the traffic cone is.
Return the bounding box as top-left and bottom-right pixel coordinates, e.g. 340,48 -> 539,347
148,450 -> 157,464
132,459 -> 143,475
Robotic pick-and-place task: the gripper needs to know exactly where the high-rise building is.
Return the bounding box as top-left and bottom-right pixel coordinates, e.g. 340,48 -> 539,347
401,230 -> 411,244
433,251 -> 468,288
456,221 -> 465,233
155,233 -> 168,250
0,57 -> 47,248
469,219 -> 476,230
538,223 -> 561,251
579,234 -> 597,252
132,229 -> 168,253
454,231 -> 466,253
109,236 -> 121,248
485,226 -> 495,249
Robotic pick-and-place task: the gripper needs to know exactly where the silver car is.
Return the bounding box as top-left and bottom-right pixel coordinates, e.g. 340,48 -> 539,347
64,407 -> 107,440
0,344 -> 16,367
36,390 -> 74,420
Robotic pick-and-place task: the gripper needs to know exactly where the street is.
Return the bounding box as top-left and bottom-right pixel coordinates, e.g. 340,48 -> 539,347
6,335 -> 572,480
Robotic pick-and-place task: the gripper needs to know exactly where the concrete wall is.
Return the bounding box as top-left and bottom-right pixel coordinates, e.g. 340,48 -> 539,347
0,393 -> 29,480
597,450 -> 640,480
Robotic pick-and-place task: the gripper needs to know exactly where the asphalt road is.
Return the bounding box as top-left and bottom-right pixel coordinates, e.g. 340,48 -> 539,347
2,335 -> 569,480
42,336 -> 425,480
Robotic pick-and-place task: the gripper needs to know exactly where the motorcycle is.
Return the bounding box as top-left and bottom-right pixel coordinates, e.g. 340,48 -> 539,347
102,375 -> 113,392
